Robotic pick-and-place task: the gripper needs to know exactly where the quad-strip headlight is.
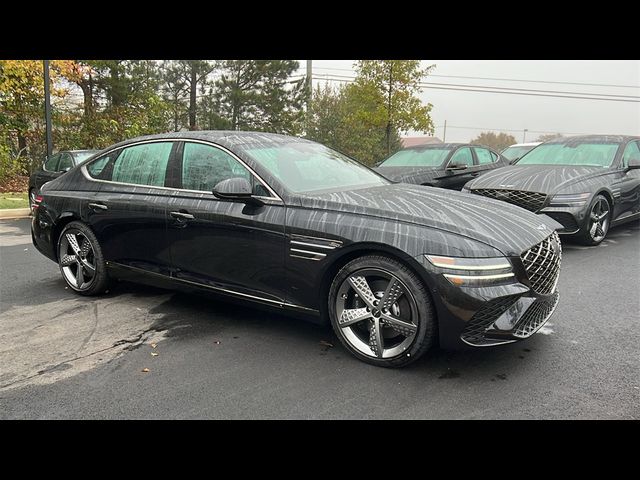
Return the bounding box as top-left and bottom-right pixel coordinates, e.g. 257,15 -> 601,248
548,192 -> 591,207
425,255 -> 515,286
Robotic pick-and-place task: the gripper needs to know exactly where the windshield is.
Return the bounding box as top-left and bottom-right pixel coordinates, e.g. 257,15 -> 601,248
502,145 -> 535,161
516,142 -> 620,167
379,148 -> 451,167
73,151 -> 98,163
243,142 -> 389,194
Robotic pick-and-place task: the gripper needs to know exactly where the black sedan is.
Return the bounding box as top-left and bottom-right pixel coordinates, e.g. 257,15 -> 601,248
32,132 -> 563,367
375,143 -> 509,190
463,135 -> 640,245
29,149 -> 99,208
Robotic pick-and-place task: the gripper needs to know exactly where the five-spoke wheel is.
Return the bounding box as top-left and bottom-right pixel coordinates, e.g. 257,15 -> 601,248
329,255 -> 435,367
57,221 -> 110,295
575,194 -> 611,246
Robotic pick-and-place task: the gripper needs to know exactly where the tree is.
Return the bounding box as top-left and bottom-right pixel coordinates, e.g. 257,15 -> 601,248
160,61 -> 189,132
536,133 -> 563,142
353,60 -> 434,154
211,60 -> 306,134
471,131 -> 517,151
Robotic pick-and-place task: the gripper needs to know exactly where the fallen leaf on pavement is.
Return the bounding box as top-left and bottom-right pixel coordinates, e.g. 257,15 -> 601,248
320,340 -> 334,348
151,352 -> 158,357
141,368 -> 150,373
150,343 -> 157,349
213,340 -> 221,345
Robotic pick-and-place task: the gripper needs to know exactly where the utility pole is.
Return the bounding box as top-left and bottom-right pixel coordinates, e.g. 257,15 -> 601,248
43,60 -> 53,159
523,128 -> 528,143
443,120 -> 447,142
306,60 -> 312,134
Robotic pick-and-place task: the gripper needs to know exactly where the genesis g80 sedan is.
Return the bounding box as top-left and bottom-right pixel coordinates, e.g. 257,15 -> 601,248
375,143 -> 508,190
32,131 -> 563,367
463,135 -> 640,245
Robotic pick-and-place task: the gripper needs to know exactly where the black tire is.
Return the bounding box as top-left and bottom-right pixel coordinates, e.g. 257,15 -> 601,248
57,221 -> 110,296
328,255 -> 436,368
573,194 -> 611,246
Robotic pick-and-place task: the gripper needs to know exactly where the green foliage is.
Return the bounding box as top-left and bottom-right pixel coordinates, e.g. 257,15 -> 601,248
470,131 -> 518,151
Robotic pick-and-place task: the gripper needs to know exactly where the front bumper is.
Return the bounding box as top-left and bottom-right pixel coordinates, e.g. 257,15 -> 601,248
414,255 -> 559,349
539,205 -> 585,234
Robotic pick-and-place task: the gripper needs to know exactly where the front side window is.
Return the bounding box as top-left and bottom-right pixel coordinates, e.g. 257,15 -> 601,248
242,142 -> 389,194
181,142 -> 252,192
43,154 -> 60,172
58,153 -> 74,171
448,147 -> 473,167
517,142 -> 620,167
474,147 -> 496,165
379,148 -> 451,167
621,141 -> 640,168
111,142 -> 173,186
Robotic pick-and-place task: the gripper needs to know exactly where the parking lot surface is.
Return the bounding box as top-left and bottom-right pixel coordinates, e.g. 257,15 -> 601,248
0,217 -> 638,419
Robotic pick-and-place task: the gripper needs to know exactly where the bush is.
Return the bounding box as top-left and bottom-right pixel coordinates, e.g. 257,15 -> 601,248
0,142 -> 22,183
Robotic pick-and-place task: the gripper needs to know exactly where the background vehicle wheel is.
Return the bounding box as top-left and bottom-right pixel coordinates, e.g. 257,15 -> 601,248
574,194 -> 611,246
328,255 -> 436,368
57,221 -> 110,296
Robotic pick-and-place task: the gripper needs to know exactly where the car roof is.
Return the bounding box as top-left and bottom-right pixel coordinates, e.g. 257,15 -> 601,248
105,131 -> 314,151
545,134 -> 640,145
401,142 -> 469,150
506,142 -> 541,148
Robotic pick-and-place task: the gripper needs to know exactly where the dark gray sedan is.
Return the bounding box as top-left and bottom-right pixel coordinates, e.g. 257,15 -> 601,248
463,135 -> 640,245
375,143 -> 509,190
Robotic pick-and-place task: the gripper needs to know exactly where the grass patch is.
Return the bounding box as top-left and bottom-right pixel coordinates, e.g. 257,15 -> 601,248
0,192 -> 29,209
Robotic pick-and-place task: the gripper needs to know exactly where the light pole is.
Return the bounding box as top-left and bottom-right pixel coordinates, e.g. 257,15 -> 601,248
43,60 -> 53,158
523,128 -> 528,143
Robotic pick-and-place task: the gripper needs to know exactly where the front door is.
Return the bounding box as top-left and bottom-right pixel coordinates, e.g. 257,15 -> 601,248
167,141 -> 287,304
438,147 -> 476,190
613,140 -> 640,221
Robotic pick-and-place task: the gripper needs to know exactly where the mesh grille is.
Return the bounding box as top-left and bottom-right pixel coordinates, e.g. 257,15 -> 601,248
544,212 -> 579,232
461,295 -> 520,346
472,189 -> 547,212
521,232 -> 562,295
513,291 -> 560,338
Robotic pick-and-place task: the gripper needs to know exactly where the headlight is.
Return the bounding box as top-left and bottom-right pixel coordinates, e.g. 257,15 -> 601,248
425,255 -> 515,286
461,186 -> 471,193
549,192 -> 591,207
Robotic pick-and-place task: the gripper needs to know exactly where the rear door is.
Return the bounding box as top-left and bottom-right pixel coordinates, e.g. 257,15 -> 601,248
472,147 -> 504,176
83,141 -> 177,276
166,141 -> 287,304
614,140 -> 640,221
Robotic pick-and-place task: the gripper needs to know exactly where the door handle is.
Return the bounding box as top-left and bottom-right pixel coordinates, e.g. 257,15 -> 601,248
470,172 -> 480,177
88,202 -> 108,211
170,211 -> 195,220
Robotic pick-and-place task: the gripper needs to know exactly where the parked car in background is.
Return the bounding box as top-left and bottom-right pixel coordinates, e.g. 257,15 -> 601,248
31,131 -> 563,368
501,142 -> 541,162
29,150 -> 99,208
375,143 -> 509,190
463,135 -> 640,245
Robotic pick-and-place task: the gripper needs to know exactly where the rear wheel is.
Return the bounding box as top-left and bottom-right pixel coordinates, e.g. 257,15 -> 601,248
57,221 -> 110,296
328,255 -> 436,368
574,194 -> 611,246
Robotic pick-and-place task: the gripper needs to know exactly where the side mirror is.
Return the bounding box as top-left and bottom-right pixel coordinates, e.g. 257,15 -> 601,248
626,158 -> 640,170
213,177 -> 263,206
447,162 -> 468,171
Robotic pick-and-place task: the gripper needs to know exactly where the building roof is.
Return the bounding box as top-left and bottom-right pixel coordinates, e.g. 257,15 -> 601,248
400,136 -> 443,148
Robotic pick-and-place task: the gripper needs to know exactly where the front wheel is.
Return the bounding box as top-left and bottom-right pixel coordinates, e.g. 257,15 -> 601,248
574,194 -> 611,246
57,221 -> 110,296
328,255 -> 436,368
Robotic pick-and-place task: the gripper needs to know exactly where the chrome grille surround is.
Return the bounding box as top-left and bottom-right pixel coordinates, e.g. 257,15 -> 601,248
472,189 -> 547,212
521,232 -> 562,295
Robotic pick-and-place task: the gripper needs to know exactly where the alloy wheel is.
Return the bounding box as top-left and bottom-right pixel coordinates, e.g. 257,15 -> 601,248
589,197 -> 610,243
335,268 -> 418,359
58,230 -> 97,291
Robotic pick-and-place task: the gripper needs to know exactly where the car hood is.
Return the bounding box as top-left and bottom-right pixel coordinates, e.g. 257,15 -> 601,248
375,166 -> 439,183
466,165 -> 608,194
298,183 -> 561,256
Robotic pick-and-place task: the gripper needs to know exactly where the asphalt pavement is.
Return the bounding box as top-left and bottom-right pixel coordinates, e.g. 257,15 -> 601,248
0,217 -> 638,419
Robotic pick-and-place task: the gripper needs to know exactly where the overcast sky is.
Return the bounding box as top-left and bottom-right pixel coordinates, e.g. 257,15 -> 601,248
298,60 -> 640,143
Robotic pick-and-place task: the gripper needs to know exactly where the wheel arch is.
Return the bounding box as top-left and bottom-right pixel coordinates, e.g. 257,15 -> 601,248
51,212 -> 82,261
317,242 -> 435,325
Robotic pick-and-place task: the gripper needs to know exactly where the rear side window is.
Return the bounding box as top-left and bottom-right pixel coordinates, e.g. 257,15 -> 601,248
43,154 -> 60,172
86,152 -> 116,179
111,142 -> 173,187
58,153 -> 74,171
181,142 -> 251,192
474,147 -> 496,165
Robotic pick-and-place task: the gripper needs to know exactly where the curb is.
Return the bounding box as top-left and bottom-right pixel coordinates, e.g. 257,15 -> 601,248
0,208 -> 31,219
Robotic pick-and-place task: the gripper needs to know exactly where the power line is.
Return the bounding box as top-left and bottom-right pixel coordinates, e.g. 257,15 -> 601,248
313,66 -> 640,89
434,125 -> 594,136
311,75 -> 640,103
